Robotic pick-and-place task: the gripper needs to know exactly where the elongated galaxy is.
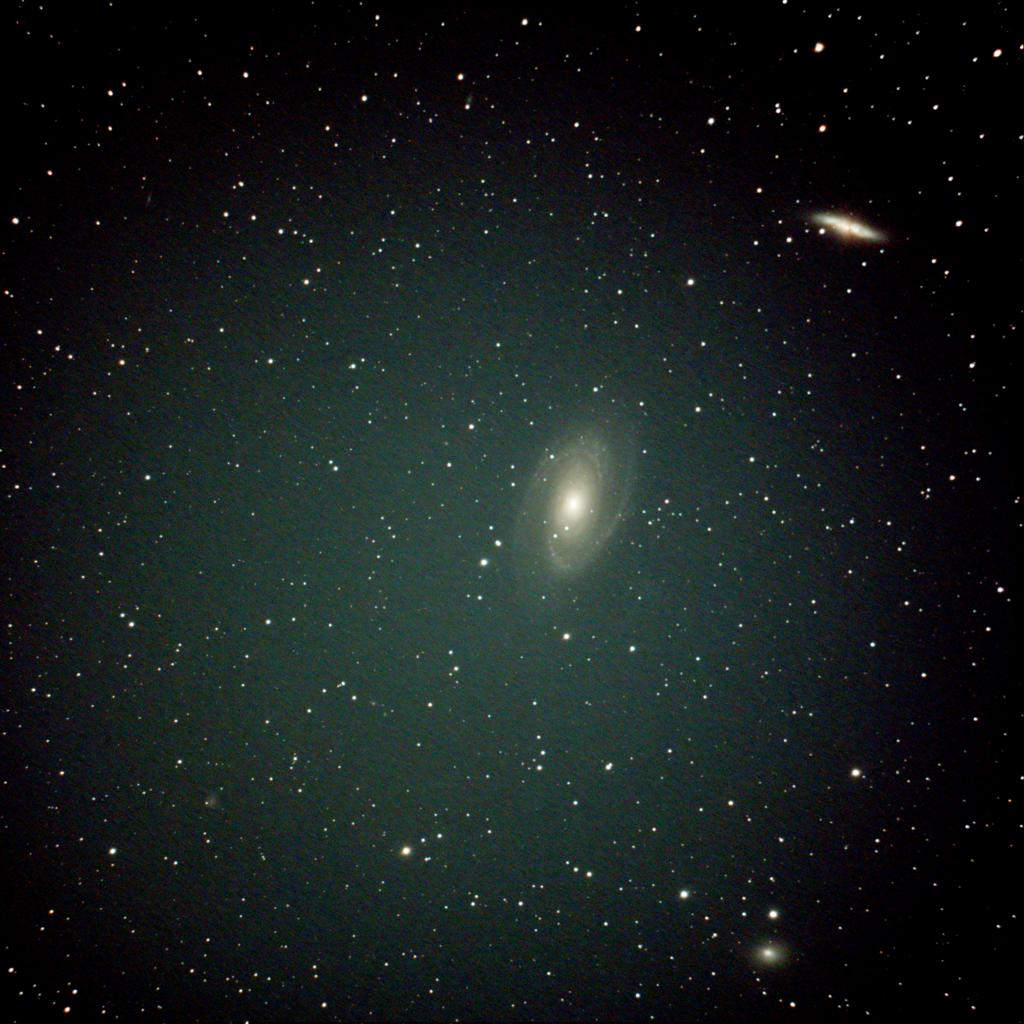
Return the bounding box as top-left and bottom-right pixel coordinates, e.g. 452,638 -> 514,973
512,418 -> 638,597
810,211 -> 887,243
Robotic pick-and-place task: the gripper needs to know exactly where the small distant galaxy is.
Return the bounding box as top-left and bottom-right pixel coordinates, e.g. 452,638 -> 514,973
810,212 -> 887,243
750,941 -> 792,969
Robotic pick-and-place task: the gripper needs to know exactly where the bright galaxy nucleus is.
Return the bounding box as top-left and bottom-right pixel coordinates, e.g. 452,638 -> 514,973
512,415 -> 638,598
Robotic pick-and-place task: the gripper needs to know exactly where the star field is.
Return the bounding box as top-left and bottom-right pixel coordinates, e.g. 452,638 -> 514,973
0,6 -> 1015,1022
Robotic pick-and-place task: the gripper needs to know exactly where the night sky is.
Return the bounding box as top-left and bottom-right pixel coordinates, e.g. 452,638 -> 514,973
1,6 -> 1016,1021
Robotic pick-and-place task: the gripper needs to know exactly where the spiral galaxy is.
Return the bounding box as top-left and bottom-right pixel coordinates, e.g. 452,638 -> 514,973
512,417 -> 638,597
